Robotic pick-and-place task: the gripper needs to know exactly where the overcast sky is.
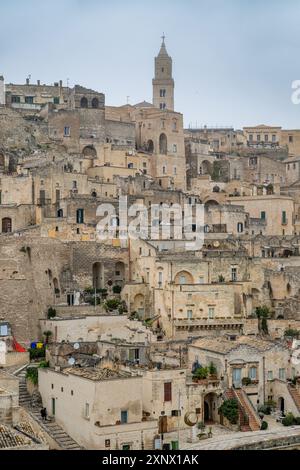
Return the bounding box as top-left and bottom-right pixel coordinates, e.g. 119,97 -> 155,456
1,0 -> 300,128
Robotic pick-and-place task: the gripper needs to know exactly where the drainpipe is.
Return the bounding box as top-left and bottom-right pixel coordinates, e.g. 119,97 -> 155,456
263,355 -> 266,404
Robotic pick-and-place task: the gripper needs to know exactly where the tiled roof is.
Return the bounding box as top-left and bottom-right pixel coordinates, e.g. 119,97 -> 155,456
191,335 -> 283,354
0,424 -> 33,449
63,366 -> 133,381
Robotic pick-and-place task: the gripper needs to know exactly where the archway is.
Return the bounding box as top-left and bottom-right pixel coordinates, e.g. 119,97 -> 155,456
93,262 -> 104,289
159,133 -> 167,155
91,97 -> 99,109
133,294 -> 145,319
174,270 -> 194,285
80,97 -> 88,108
203,393 -> 219,424
2,217 -> 12,233
147,139 -> 154,153
115,261 -> 125,285
82,146 -> 97,158
278,397 -> 285,414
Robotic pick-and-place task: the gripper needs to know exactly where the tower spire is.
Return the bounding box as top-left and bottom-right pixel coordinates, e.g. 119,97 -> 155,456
152,35 -> 174,110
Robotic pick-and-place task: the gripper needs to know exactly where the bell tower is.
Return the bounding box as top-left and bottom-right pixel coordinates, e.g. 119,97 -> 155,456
152,35 -> 174,111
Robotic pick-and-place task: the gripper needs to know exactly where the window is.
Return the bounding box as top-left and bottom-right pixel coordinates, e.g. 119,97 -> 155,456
289,135 -> 293,143
121,410 -> 128,424
25,96 -> 34,104
11,95 -> 21,103
84,403 -> 90,418
264,134 -> 268,142
53,97 -> 60,105
72,181 -> 77,189
231,267 -> 237,282
249,134 -> 253,142
257,134 -> 261,142
279,368 -> 285,380
187,310 -> 193,320
0,324 -> 8,336
261,211 -> 266,220
160,103 -> 166,109
208,307 -> 215,319
179,275 -> 186,285
173,144 -> 177,153
173,167 -> 177,175
160,89 -> 166,97
105,439 -> 111,448
237,222 -> 243,233
171,410 -> 181,417
162,166 -> 166,174
164,382 -> 172,402
173,121 -> 177,130
71,390 -> 74,396
249,367 -> 257,380
76,208 -> 84,224
158,271 -> 163,287
2,217 -> 12,233
64,126 -> 70,137
272,134 -> 276,142
267,370 -> 273,381
282,211 -> 287,224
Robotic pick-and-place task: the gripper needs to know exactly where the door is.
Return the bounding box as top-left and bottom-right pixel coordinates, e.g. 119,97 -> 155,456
232,368 -> 242,388
159,416 -> 168,434
51,398 -> 56,416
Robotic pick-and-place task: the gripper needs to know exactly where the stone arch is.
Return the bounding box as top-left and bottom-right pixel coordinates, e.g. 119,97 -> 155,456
147,139 -> 154,153
0,153 -> 4,168
80,97 -> 88,108
91,97 -> 99,109
53,277 -> 60,297
133,294 -> 145,318
204,199 -> 219,207
115,261 -> 125,285
93,262 -> 104,289
82,145 -> 97,158
174,270 -> 194,285
2,217 -> 12,233
203,392 -> 219,423
159,133 -> 167,155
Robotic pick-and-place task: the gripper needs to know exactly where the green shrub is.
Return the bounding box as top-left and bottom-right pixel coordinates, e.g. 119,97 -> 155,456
256,306 -> 270,318
258,404 -> 272,415
284,328 -> 300,339
242,377 -> 252,386
26,367 -> 38,385
260,421 -> 268,430
113,285 -> 122,294
104,298 -> 121,311
39,360 -> 49,368
47,307 -> 56,319
29,347 -> 45,360
218,399 -> 239,425
193,366 -> 208,380
208,362 -> 217,376
282,413 -> 295,426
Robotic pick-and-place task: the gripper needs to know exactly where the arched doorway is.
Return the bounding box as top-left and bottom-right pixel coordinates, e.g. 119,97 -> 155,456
147,139 -> 154,153
91,97 -> 99,108
93,262 -> 104,289
115,261 -> 125,285
278,397 -> 285,414
57,209 -> 63,218
82,146 -> 97,158
80,97 -> 88,108
2,217 -> 12,233
203,393 -> 219,424
159,133 -> 167,155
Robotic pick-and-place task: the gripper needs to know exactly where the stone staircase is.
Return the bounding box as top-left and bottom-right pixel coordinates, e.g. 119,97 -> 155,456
225,388 -> 261,432
16,366 -> 81,450
288,384 -> 300,412
234,388 -> 261,431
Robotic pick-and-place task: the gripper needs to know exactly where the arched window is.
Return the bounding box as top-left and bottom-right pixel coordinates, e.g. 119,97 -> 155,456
2,217 -> 12,233
57,209 -> 63,218
147,140 -> 154,153
159,133 -> 167,155
92,97 -> 99,109
91,191 -> 97,198
80,97 -> 88,108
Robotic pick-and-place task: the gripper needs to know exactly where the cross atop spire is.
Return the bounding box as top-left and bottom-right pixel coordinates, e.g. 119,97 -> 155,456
158,33 -> 169,57
161,33 -> 165,44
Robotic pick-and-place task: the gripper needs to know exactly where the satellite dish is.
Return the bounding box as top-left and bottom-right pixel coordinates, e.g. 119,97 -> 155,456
74,343 -> 80,350
68,357 -> 75,366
